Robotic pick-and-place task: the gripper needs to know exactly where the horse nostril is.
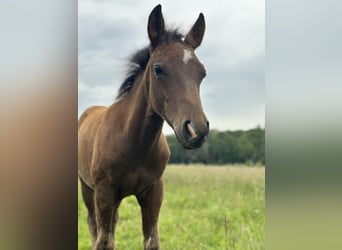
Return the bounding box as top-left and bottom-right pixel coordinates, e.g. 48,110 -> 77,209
206,121 -> 209,130
183,120 -> 197,139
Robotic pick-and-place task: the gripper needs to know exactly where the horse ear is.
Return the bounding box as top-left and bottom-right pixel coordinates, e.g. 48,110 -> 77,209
184,13 -> 205,49
148,4 -> 165,49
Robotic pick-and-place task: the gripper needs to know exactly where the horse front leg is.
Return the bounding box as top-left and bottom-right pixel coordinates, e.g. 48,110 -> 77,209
136,179 -> 164,250
94,181 -> 117,250
80,178 -> 98,248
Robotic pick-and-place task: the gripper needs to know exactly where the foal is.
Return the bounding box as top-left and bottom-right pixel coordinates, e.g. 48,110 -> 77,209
78,5 -> 208,250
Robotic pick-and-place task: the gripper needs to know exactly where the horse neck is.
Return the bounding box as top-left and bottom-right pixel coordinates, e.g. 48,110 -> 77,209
123,72 -> 164,150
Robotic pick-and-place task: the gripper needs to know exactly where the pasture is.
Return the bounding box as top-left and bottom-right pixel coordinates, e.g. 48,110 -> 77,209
78,165 -> 264,250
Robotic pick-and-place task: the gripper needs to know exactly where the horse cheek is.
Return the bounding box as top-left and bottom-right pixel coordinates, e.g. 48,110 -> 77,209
150,86 -> 165,118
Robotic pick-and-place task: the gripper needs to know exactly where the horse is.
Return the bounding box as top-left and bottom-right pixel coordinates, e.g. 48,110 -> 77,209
78,5 -> 209,250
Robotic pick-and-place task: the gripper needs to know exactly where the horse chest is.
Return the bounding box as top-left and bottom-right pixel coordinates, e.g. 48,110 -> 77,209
117,163 -> 165,197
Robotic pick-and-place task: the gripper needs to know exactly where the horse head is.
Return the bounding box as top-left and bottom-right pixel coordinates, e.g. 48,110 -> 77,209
147,5 -> 209,149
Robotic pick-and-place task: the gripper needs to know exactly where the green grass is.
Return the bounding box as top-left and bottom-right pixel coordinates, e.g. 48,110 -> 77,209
78,165 -> 265,250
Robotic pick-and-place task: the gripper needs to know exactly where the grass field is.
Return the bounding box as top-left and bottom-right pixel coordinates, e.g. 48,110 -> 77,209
78,165 -> 265,250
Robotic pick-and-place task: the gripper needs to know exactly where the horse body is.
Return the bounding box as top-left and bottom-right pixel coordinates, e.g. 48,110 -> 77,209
78,82 -> 170,195
79,5 -> 208,250
79,87 -> 169,250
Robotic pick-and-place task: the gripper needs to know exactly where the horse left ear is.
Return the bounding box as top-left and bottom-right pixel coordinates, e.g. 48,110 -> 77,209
148,4 -> 165,49
184,13 -> 205,49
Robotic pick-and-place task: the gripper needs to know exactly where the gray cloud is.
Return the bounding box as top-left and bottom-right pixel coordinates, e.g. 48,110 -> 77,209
78,0 -> 265,132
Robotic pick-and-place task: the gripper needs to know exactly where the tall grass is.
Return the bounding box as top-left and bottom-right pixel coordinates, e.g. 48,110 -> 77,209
78,165 -> 264,249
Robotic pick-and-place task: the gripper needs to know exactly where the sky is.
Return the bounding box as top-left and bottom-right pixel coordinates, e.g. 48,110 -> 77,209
78,0 -> 264,134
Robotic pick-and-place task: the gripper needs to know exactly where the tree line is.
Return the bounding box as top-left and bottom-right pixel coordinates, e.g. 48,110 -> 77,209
166,127 -> 265,165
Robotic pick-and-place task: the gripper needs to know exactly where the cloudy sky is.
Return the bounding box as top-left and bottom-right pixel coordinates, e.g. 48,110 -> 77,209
78,0 -> 264,134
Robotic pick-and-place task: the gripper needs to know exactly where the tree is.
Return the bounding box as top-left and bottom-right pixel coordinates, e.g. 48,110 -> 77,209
166,127 -> 265,165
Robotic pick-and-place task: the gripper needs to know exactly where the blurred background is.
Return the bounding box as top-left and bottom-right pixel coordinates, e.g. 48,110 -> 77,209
1,0 -> 342,250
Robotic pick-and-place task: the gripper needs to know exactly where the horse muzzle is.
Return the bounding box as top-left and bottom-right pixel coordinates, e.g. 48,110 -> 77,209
174,119 -> 209,149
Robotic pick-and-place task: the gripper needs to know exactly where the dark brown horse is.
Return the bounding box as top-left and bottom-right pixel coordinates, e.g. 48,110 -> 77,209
78,5 -> 208,250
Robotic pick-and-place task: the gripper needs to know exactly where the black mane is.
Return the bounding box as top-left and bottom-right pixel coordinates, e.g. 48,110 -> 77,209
116,47 -> 150,100
116,30 -> 183,100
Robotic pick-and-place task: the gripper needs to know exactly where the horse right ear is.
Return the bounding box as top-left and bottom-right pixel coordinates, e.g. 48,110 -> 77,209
184,13 -> 205,49
148,4 -> 165,49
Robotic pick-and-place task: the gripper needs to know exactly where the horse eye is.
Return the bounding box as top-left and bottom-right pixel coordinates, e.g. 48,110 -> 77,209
153,65 -> 166,78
